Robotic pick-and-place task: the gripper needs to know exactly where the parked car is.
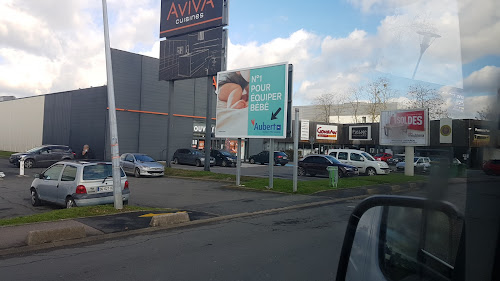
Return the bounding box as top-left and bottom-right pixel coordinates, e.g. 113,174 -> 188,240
387,156 -> 404,165
172,148 -> 215,166
9,145 -> 75,168
483,159 -> 500,175
329,149 -> 390,176
374,152 -> 393,162
211,149 -> 237,167
396,157 -> 432,173
120,153 -> 164,177
30,161 -> 129,208
298,155 -> 359,178
249,151 -> 289,166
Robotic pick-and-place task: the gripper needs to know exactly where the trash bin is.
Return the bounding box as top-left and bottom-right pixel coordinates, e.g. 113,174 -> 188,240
327,166 -> 339,188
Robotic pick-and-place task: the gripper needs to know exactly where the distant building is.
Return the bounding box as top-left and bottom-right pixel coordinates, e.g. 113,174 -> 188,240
0,96 -> 16,102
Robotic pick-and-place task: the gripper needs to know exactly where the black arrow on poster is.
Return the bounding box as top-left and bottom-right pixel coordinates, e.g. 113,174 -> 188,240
271,108 -> 282,120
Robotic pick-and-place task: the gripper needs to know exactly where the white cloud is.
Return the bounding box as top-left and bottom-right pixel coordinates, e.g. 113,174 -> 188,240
463,66 -> 500,94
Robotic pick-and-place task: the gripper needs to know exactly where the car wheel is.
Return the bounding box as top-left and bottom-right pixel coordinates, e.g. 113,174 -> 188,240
134,168 -> 141,178
66,197 -> 76,209
24,159 -> 35,169
298,167 -> 306,176
222,160 -> 228,167
31,189 -> 41,206
250,158 -> 255,164
339,169 -> 345,178
366,167 -> 377,176
173,157 -> 179,164
281,163 -> 286,166
123,200 -> 129,206
196,159 -> 202,167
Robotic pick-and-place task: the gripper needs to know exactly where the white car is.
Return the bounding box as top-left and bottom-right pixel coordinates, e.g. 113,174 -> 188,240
329,149 -> 390,176
30,161 -> 130,208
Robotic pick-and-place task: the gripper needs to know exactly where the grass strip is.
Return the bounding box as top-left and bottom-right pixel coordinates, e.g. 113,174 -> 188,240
0,151 -> 15,158
0,205 -> 176,227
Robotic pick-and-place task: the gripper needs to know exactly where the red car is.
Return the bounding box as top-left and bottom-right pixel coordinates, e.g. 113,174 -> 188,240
483,159 -> 500,175
374,153 -> 393,162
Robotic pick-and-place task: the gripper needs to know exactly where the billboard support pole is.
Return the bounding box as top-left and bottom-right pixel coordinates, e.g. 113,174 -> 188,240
405,146 -> 414,176
204,77 -> 213,171
102,0 -> 122,210
236,138 -> 241,186
268,138 -> 274,189
293,109 -> 299,192
165,80 -> 174,167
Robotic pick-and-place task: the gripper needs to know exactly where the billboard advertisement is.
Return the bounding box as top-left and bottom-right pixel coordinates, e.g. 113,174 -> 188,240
439,118 -> 453,144
215,63 -> 289,139
160,0 -> 228,38
159,27 -> 226,81
349,125 -> 372,141
380,109 -> 429,146
300,120 -> 310,141
316,125 -> 338,140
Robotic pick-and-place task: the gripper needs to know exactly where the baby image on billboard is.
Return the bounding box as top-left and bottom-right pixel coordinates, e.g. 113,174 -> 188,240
380,109 -> 429,146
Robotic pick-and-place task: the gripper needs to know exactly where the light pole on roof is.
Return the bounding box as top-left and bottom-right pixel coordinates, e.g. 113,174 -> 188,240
412,31 -> 441,80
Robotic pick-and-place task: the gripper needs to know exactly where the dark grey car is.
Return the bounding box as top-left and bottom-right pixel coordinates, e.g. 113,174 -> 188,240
172,148 -> 215,167
9,145 -> 75,169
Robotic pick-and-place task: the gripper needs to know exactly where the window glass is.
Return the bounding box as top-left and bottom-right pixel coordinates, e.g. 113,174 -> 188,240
43,164 -> 64,181
61,165 -> 77,181
350,153 -> 363,162
329,152 -> 337,157
337,152 -> 348,160
135,155 -> 155,162
40,148 -> 50,154
125,154 -> 134,162
303,157 -> 313,163
324,155 -> 340,164
83,164 -> 125,180
120,154 -> 127,160
362,152 -> 375,161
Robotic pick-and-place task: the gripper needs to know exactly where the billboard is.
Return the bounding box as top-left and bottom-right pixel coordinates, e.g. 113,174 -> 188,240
439,118 -> 453,144
316,125 -> 338,140
349,125 -> 372,141
215,63 -> 289,139
159,0 -> 228,38
300,120 -> 310,141
159,27 -> 226,81
380,109 -> 429,146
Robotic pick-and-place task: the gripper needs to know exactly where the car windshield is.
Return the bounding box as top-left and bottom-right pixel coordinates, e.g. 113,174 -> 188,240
83,164 -> 124,180
220,151 -> 234,157
26,147 -> 43,153
324,155 -> 341,164
374,153 -> 384,157
134,155 -> 155,162
362,152 -> 375,161
275,152 -> 287,156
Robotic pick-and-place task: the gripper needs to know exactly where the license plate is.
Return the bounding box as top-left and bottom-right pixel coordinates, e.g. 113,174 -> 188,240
98,186 -> 113,192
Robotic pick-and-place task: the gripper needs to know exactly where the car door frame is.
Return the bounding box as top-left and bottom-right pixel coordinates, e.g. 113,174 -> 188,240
349,152 -> 366,173
58,164 -> 79,205
37,164 -> 64,203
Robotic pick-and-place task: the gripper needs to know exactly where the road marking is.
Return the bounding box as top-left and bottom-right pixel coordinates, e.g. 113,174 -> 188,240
139,211 -> 186,218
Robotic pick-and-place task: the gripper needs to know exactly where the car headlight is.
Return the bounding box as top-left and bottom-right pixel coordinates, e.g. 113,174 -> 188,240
377,162 -> 383,166
226,157 -> 234,161
200,157 -> 205,161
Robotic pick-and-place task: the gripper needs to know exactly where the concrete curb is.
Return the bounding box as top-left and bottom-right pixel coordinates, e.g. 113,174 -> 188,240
150,212 -> 190,227
26,226 -> 86,246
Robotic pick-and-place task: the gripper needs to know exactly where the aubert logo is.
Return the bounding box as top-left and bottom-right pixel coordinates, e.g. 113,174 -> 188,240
251,119 -> 255,126
252,120 -> 281,131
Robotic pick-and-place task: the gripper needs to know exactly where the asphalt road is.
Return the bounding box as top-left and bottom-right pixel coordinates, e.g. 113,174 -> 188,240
0,202 -> 355,281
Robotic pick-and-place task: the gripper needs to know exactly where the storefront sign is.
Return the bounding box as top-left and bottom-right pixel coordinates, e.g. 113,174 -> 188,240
380,109 -> 429,146
300,120 -> 310,141
316,125 -> 338,140
193,124 -> 215,133
160,0 -> 228,38
349,125 -> 371,140
215,63 -> 290,139
439,118 -> 453,143
473,126 -> 490,147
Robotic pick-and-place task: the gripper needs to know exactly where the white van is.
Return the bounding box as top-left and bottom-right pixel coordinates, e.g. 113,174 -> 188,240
328,149 -> 390,176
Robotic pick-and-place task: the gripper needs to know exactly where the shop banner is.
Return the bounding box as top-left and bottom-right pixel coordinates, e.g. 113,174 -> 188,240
380,109 -> 429,146
439,118 -> 453,143
316,125 -> 338,140
300,120 -> 310,141
215,63 -> 289,139
349,125 -> 372,140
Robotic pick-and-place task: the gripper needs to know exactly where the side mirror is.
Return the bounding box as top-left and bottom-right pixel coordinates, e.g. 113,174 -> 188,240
34,173 -> 41,179
336,195 -> 464,281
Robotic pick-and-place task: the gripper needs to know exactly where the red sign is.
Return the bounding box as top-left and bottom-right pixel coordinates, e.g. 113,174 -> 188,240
390,110 -> 425,131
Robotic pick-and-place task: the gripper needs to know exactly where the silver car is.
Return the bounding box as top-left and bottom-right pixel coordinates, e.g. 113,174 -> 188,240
120,153 -> 165,177
30,161 -> 130,208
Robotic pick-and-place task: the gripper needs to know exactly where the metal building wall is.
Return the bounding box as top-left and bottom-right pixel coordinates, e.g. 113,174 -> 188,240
43,92 -> 72,146
0,96 -> 45,152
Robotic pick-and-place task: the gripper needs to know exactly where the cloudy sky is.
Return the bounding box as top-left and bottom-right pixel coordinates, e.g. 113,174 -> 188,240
0,0 -> 498,118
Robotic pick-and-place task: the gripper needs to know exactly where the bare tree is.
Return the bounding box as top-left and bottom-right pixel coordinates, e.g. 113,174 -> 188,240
330,92 -> 348,123
365,77 -> 395,122
406,84 -> 447,120
476,106 -> 495,120
347,87 -> 363,123
314,92 -> 334,123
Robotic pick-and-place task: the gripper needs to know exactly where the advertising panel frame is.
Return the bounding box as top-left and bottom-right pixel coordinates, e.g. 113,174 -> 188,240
349,125 -> 372,141
316,124 -> 338,141
379,108 -> 430,146
214,62 -> 290,139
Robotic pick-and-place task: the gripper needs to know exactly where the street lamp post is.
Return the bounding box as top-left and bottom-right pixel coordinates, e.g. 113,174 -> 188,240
412,31 -> 441,80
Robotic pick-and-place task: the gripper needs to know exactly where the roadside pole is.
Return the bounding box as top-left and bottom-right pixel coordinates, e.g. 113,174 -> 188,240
165,80 -> 174,167
101,0 -> 122,209
19,156 -> 25,177
405,146 -> 414,176
236,138 -> 242,186
293,109 -> 299,192
269,138 -> 274,189
204,77 -> 212,171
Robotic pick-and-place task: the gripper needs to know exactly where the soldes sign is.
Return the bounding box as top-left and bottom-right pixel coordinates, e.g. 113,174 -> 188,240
390,111 -> 425,131
380,109 -> 429,146
160,0 -> 227,38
